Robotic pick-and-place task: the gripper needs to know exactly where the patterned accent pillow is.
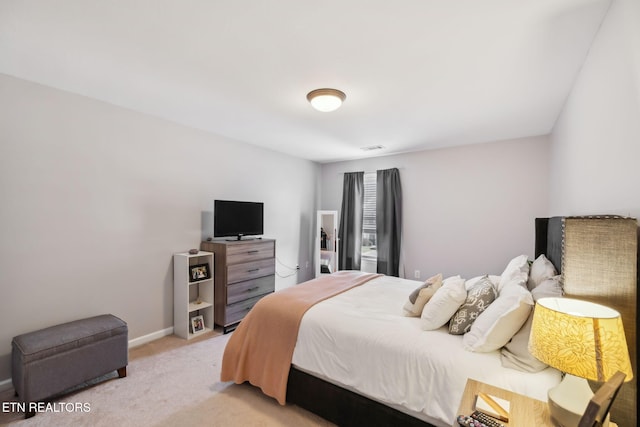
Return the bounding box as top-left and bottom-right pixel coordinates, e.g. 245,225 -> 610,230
449,276 -> 497,335
402,273 -> 443,316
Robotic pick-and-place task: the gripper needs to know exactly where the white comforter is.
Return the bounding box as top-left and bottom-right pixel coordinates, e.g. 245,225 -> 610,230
291,275 -> 561,427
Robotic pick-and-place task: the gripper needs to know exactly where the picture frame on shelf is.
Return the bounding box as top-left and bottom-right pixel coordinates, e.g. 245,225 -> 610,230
191,315 -> 205,334
189,263 -> 210,282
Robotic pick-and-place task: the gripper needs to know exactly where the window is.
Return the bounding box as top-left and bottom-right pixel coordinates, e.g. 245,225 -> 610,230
361,172 -> 376,259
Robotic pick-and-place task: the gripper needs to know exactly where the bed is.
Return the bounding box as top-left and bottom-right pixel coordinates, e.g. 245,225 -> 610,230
289,274 -> 560,426
222,216 -> 637,427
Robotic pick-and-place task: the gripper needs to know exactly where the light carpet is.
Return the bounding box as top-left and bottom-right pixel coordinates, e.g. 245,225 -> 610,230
0,332 -> 334,427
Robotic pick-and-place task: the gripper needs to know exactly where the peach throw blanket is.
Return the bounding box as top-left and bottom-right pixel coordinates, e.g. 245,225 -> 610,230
220,270 -> 381,404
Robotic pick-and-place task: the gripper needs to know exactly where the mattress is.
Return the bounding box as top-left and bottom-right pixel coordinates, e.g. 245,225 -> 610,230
291,275 -> 561,427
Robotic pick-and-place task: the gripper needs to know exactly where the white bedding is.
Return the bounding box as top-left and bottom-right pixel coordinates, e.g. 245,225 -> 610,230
291,275 -> 561,427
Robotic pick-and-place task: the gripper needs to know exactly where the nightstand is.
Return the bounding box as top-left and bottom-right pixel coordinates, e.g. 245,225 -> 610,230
453,379 -> 618,427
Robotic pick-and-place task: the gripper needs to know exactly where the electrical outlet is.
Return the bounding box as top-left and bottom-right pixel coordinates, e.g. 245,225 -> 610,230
296,264 -> 300,270
414,270 -> 420,279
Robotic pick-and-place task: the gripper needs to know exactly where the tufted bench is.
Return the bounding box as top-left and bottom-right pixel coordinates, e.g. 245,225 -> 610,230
11,314 -> 128,418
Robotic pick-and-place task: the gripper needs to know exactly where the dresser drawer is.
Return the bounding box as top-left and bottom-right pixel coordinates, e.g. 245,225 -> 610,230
201,238 -> 276,332
227,258 -> 275,284
227,275 -> 275,305
225,294 -> 271,325
227,241 -> 275,265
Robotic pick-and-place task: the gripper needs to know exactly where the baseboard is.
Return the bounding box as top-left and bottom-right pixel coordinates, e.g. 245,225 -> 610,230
0,377 -> 12,392
128,326 -> 174,348
0,327 -> 175,392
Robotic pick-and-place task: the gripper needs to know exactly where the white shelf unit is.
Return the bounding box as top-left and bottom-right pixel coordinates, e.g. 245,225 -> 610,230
173,251 -> 214,339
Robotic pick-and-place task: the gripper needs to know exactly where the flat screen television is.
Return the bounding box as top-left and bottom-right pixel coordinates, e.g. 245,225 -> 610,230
214,200 -> 264,240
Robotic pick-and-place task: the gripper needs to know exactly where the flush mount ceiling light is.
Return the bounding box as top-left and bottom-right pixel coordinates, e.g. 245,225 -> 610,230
306,88 -> 346,112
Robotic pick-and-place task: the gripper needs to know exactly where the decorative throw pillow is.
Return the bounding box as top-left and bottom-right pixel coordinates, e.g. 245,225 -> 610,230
500,275 -> 563,372
402,273 -> 443,317
449,276 -> 497,335
527,254 -> 557,291
497,255 -> 529,293
463,284 -> 533,352
421,276 -> 467,331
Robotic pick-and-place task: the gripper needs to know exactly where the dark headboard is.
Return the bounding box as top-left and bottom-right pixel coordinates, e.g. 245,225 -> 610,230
534,217 -> 562,273
534,216 -> 638,427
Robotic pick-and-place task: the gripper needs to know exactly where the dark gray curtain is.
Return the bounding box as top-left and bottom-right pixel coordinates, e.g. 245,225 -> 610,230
376,168 -> 402,276
338,172 -> 364,270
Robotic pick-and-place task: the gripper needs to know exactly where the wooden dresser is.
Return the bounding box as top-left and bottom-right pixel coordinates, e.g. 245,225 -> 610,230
200,238 -> 275,333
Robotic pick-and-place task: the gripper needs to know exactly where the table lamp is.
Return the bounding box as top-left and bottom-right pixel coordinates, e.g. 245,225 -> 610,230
528,297 -> 633,427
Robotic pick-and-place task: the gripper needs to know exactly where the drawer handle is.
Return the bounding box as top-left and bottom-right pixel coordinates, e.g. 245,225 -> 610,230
247,268 -> 260,273
247,250 -> 259,254
247,286 -> 259,292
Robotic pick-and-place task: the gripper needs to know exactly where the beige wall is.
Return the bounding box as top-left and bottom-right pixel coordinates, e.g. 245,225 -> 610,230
549,0 -> 640,218
0,74 -> 320,381
320,136 -> 551,280
546,2 -> 639,423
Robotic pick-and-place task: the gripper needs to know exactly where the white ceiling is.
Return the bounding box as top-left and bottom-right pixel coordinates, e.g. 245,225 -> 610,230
0,1 -> 611,163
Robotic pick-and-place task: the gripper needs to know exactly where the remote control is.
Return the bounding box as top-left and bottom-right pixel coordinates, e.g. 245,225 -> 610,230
471,410 -> 506,427
457,414 -> 488,427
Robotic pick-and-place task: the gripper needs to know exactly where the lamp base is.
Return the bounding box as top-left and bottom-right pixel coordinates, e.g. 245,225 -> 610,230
548,374 -> 609,427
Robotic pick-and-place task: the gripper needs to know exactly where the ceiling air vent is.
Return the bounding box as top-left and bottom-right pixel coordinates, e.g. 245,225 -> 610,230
360,145 -> 385,152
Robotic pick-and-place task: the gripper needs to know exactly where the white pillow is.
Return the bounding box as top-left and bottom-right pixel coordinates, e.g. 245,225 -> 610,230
488,275 -> 501,288
527,254 -> 557,290
465,275 -> 484,291
421,276 -> 466,330
498,274 -> 527,296
531,275 -> 563,299
465,275 -> 500,291
500,275 -> 563,372
463,284 -> 533,352
499,315 -> 547,372
497,255 -> 529,293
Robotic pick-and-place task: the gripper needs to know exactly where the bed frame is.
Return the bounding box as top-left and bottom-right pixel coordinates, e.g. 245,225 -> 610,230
286,368 -> 431,427
285,216 -> 637,427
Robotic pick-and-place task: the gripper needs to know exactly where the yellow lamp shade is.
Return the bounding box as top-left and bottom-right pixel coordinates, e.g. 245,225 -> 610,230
529,297 -> 633,383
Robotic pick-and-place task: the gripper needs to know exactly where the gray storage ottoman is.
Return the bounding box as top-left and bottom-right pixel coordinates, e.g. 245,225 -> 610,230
12,314 -> 128,418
